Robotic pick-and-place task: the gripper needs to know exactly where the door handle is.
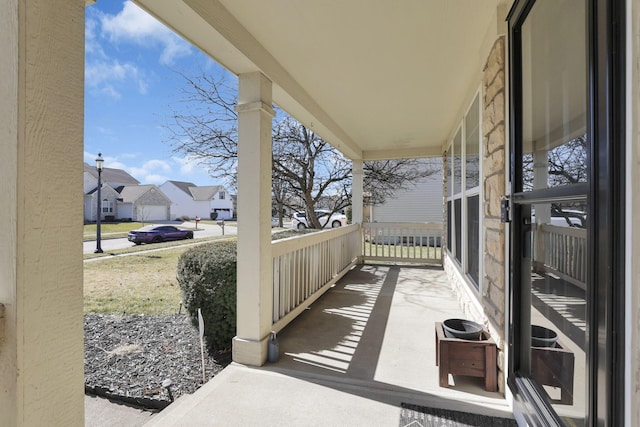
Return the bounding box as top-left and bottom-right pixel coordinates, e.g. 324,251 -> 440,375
501,195 -> 511,223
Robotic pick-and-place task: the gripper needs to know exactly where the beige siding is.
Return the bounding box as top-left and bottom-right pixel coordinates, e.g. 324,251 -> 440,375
370,172 -> 443,223
0,0 -> 85,425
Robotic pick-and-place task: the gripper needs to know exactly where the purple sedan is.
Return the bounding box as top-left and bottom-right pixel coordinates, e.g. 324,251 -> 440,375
127,225 -> 194,245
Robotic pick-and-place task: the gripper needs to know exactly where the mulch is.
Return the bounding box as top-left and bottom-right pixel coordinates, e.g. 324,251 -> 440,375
84,313 -> 230,409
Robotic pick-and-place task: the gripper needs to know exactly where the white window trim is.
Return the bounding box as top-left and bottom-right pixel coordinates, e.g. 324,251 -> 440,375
445,88 -> 483,294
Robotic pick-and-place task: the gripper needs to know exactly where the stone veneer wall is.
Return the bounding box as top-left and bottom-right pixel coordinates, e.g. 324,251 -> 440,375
443,36 -> 507,393
482,36 -> 507,391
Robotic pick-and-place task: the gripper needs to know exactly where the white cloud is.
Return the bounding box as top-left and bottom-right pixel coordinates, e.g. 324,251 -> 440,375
129,159 -> 173,182
172,155 -> 201,175
84,152 -> 221,186
100,1 -> 191,66
144,174 -> 170,185
85,59 -> 148,98
143,159 -> 172,173
85,18 -> 104,58
106,160 -> 128,171
84,152 -> 174,184
84,151 -> 100,164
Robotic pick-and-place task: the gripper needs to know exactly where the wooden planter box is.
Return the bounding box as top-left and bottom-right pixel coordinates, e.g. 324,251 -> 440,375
531,339 -> 575,405
435,322 -> 497,392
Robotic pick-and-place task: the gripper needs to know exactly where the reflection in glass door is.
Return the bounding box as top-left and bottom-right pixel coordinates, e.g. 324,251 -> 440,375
519,201 -> 587,424
510,0 -> 589,425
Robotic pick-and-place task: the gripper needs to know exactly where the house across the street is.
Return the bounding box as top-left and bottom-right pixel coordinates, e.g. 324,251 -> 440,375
84,163 -> 171,222
116,184 -> 172,222
160,180 -> 234,220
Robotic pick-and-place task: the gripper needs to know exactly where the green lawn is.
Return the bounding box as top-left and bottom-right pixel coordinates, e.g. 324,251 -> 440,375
82,229 -> 305,314
84,247 -> 185,314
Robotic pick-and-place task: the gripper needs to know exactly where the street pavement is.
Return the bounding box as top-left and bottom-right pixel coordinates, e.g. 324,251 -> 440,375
83,221 -> 237,254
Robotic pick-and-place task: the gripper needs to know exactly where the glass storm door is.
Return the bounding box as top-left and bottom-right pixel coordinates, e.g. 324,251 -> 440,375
508,1 -> 625,425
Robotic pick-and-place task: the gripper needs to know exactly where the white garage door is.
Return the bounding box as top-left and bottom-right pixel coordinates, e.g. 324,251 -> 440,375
138,205 -> 168,221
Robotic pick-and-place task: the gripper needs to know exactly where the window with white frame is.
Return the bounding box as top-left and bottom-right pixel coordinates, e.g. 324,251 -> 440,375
446,93 -> 481,289
102,199 -> 113,214
218,191 -> 225,200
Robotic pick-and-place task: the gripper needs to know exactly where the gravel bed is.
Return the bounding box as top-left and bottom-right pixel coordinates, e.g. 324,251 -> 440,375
84,313 -> 230,408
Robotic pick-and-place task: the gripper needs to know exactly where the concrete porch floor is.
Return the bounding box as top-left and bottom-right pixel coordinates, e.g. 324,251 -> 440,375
145,264 -> 514,426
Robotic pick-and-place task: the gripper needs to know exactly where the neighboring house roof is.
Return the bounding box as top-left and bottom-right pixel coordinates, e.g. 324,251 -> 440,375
84,163 -> 140,186
165,180 -> 198,197
163,180 -> 225,202
118,185 -> 167,203
85,184 -> 119,197
189,185 -> 222,201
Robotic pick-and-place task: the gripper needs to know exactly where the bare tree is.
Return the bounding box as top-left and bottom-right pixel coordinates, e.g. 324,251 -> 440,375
165,71 -> 442,228
165,72 -> 239,181
272,117 -> 352,228
166,71 -> 354,228
137,205 -> 149,226
522,135 -> 587,191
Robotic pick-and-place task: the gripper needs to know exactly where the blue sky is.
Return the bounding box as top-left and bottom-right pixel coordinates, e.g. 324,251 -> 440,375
84,0 -> 234,186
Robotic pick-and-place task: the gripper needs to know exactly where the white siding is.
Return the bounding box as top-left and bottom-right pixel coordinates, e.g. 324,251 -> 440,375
159,182 -> 212,219
370,172 -> 443,223
160,181 -> 235,219
159,182 -> 198,219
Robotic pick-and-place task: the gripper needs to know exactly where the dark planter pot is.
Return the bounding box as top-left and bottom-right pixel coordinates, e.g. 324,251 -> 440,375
442,318 -> 483,340
531,325 -> 558,347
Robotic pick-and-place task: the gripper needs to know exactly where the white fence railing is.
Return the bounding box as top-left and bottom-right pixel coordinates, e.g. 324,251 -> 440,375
271,224 -> 360,331
362,222 -> 443,264
270,222 -> 443,332
534,224 -> 587,290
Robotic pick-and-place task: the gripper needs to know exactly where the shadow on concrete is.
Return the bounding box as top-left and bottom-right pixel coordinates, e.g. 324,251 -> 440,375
270,264 -> 511,418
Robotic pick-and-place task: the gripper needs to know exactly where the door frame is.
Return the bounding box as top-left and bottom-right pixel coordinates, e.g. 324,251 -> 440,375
506,0 -> 626,425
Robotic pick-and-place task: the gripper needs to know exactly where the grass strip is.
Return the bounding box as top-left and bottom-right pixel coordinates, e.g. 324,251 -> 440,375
84,247 -> 186,315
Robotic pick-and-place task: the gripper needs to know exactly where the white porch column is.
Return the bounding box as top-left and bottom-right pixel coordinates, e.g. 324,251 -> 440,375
233,72 -> 275,366
352,160 -> 364,263
0,0 -> 85,425
352,160 -> 364,224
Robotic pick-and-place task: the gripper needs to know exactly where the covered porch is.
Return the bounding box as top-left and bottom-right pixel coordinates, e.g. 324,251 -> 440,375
2,0 -> 513,425
147,263 -> 512,426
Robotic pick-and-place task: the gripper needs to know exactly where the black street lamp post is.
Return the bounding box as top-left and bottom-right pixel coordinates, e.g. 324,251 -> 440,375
95,152 -> 104,254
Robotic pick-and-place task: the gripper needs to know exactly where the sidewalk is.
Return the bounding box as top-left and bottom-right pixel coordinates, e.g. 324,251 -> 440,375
85,395 -> 156,427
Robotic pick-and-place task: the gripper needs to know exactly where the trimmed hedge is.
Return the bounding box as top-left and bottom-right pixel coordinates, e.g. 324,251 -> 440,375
176,229 -> 319,352
177,240 -> 237,352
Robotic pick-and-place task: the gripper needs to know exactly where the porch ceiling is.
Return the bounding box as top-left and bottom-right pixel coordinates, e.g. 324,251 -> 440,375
135,0 -> 506,160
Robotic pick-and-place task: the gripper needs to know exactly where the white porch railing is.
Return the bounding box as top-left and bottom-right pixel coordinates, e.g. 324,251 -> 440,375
534,224 -> 587,290
362,222 -> 443,264
270,222 -> 443,332
271,224 -> 360,331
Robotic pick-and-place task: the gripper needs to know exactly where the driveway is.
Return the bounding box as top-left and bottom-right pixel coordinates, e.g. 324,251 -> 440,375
83,222 -> 237,254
